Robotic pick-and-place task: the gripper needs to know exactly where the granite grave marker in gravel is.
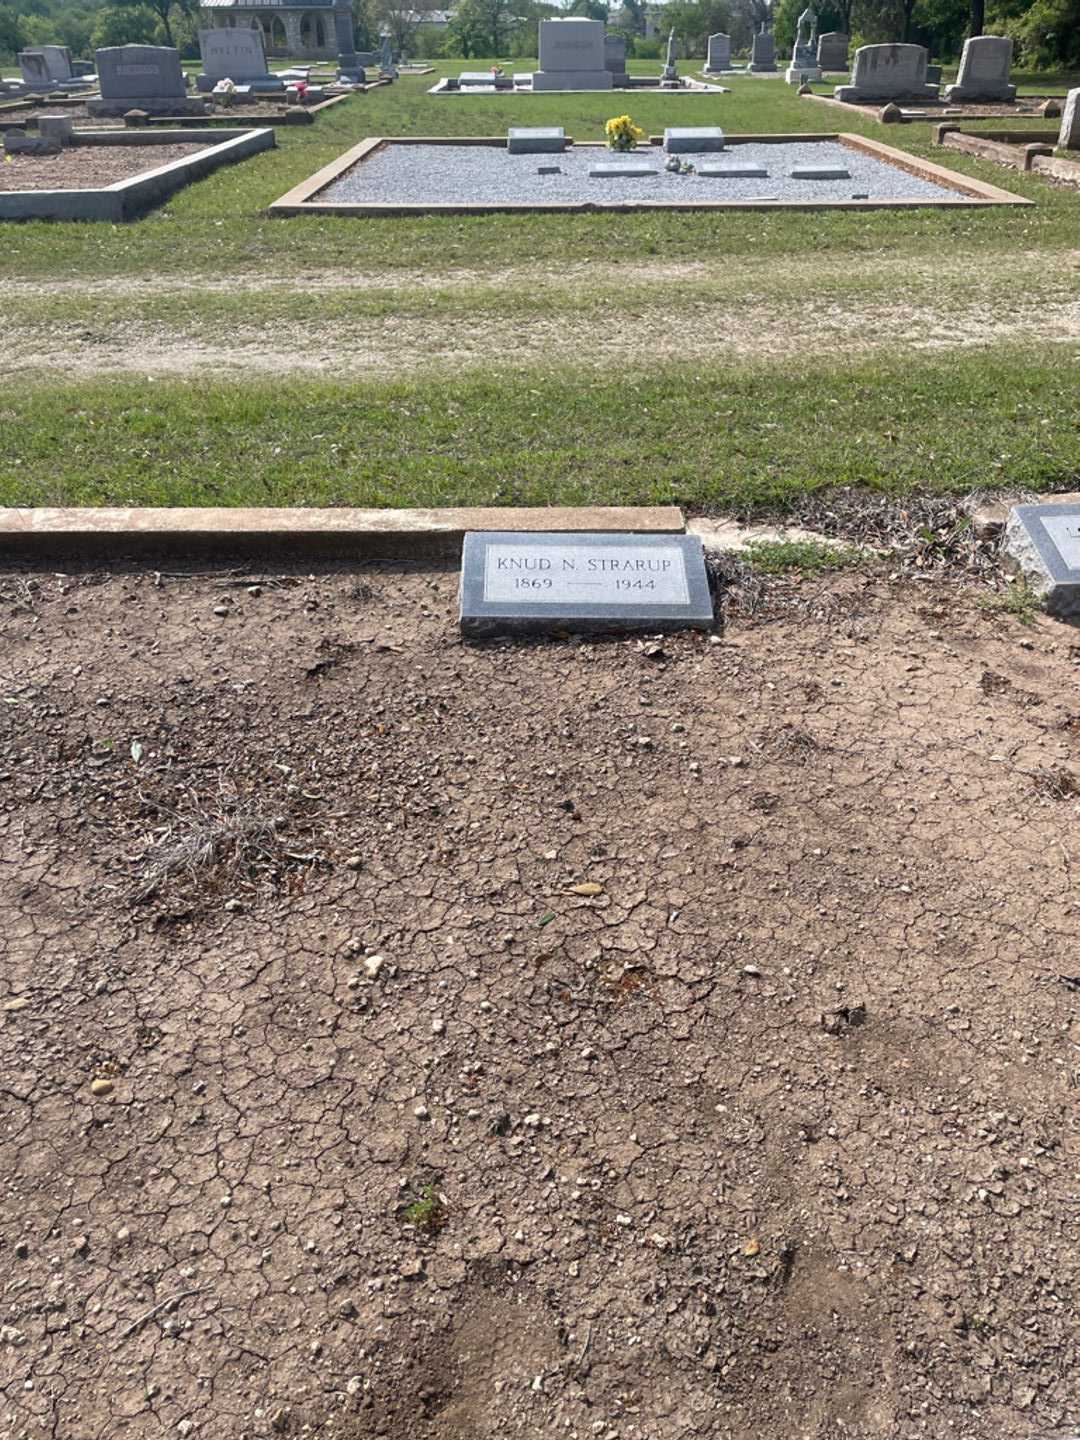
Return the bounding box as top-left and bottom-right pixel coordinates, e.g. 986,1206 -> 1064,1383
460,532 -> 713,636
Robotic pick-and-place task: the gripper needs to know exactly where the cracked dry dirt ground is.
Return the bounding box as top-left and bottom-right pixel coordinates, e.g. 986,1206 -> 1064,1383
0,564 -> 1078,1440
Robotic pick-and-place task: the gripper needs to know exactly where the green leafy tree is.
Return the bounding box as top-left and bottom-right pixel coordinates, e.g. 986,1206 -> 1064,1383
0,4 -> 22,58
91,4 -> 160,48
447,0 -> 524,55
111,0 -> 195,48
569,0 -> 608,18
663,0 -> 732,53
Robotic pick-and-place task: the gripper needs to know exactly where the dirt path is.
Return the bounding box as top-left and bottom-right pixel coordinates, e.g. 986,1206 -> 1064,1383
0,564 -> 1078,1439
7,295 -> 1080,377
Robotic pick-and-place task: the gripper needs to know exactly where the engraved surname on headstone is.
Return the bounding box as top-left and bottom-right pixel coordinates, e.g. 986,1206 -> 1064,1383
460,532 -> 713,636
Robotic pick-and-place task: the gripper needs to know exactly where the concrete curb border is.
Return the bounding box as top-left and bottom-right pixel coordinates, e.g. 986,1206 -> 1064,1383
268,130 -> 1030,215
0,506 -> 687,562
0,126 -> 275,222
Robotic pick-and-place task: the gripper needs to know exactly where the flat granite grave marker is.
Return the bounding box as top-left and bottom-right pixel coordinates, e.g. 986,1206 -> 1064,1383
944,35 -> 1015,102
698,161 -> 768,176
460,531 -> 713,636
508,126 -> 564,154
1003,503 -> 1080,616
1061,89 -> 1080,149
705,33 -> 731,72
664,126 -> 725,153
590,160 -> 659,176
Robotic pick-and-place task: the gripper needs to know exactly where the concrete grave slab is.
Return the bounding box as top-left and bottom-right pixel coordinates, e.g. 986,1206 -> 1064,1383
790,164 -> 851,177
459,530 -> 713,636
1003,502 -> 1080,615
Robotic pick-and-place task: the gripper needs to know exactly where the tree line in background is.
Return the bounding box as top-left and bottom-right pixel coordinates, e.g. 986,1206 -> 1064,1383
1,0 -> 1076,69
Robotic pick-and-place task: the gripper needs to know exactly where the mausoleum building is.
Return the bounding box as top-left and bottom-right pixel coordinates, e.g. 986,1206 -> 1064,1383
198,0 -> 353,60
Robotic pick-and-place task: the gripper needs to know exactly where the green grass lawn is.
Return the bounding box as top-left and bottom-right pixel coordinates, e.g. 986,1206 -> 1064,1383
2,66 -> 1079,513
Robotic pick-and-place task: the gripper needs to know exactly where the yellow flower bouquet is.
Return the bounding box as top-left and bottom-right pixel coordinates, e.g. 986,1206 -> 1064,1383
604,114 -> 646,152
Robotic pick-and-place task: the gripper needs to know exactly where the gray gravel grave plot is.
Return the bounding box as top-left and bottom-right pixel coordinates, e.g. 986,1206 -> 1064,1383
320,139 -> 960,205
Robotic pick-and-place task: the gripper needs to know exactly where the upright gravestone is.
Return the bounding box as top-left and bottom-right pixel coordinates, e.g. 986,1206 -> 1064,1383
1004,503 -> 1080,616
197,28 -> 283,92
18,45 -> 74,89
835,43 -> 938,102
748,28 -> 776,73
459,532 -> 713,637
705,33 -> 731,72
88,44 -> 206,116
1060,89 -> 1080,149
816,31 -> 849,70
531,18 -> 612,91
943,35 -> 1015,102
604,33 -> 628,86
786,5 -> 822,83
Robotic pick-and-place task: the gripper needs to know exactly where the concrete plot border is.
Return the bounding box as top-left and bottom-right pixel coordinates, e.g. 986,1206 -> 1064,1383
268,130 -> 1030,215
0,506 -> 687,563
802,89 -> 1061,124
0,126 -> 275,222
139,91 -> 352,128
936,124 -> 1080,185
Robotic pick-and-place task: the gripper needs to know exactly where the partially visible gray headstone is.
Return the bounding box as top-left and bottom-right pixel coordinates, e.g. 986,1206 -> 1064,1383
664,126 -> 725,153
508,126 -> 564,154
816,31 -> 849,69
749,29 -> 776,72
19,45 -> 72,87
790,164 -> 851,178
459,532 -> 713,636
943,35 -> 1015,102
604,33 -> 628,83
4,130 -> 61,155
1058,87 -> 1080,148
1003,503 -> 1080,615
705,33 -> 731,72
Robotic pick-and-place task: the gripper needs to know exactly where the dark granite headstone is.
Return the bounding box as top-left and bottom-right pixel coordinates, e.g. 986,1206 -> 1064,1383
459,531 -> 713,636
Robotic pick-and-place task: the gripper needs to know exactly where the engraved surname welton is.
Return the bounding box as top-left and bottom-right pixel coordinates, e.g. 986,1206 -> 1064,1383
482,542 -> 690,605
